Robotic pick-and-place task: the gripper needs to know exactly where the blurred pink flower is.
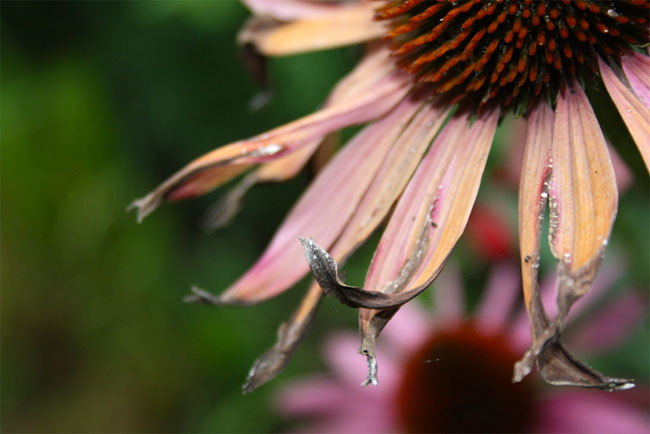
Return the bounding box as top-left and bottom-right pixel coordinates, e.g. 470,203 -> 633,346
277,260 -> 648,433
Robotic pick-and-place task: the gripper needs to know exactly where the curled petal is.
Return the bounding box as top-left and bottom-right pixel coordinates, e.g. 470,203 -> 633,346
300,237 -> 427,310
599,57 -> 650,172
130,71 -> 410,221
360,110 -> 498,385
241,99 -> 450,387
238,3 -> 386,56
299,110 -> 498,384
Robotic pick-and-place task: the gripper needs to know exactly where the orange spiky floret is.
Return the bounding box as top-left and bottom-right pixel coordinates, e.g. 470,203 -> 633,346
377,0 -> 650,115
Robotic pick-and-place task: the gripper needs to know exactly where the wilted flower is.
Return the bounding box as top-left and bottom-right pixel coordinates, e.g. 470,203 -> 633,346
131,0 -> 649,392
276,260 -> 649,433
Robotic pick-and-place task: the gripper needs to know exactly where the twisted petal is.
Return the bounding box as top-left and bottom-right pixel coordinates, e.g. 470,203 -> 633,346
513,91 -> 632,390
301,110 -> 499,384
599,56 -> 650,172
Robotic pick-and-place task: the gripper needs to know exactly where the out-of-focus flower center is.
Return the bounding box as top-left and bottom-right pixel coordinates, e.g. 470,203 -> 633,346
377,0 -> 650,115
395,323 -> 535,433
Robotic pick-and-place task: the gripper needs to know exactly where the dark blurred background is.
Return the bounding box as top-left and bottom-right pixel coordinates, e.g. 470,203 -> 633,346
1,2 -> 648,432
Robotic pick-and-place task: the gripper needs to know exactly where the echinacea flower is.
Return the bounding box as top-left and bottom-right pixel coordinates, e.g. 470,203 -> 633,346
277,259 -> 649,433
131,0 -> 650,392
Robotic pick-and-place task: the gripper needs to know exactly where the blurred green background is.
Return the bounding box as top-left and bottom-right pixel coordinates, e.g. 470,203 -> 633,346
1,1 -> 648,432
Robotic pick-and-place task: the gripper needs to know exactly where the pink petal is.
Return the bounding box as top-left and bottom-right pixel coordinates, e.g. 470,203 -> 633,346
608,142 -> 634,193
241,0 -> 342,20
621,51 -> 650,108
238,3 -> 385,56
381,303 -> 434,354
475,261 -> 521,334
535,390 -> 650,434
276,377 -> 396,433
204,47 -> 398,229
360,109 -> 498,340
548,82 -> 618,320
599,56 -> 650,172
513,101 -> 554,351
568,290 -> 647,355
130,71 -> 410,221
219,96 -> 422,303
430,262 -> 466,328
332,99 -> 451,259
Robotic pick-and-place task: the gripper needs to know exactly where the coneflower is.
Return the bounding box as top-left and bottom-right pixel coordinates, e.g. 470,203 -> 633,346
131,0 -> 649,393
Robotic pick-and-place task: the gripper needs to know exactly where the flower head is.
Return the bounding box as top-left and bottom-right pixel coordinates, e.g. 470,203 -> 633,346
131,0 -> 649,392
276,260 -> 649,433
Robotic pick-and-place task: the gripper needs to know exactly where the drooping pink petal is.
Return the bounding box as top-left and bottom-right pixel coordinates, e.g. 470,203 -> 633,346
364,110 -> 498,294
239,84 -> 450,391
400,109 -> 499,294
608,142 -> 634,193
430,262 -> 466,328
517,101 -> 553,325
351,110 -> 498,384
599,57 -> 650,172
535,390 -> 650,434
130,71 -> 410,221
380,303 -> 433,355
568,291 -> 647,355
238,3 -> 386,56
475,261 -> 521,335
203,46 -> 398,230
548,83 -> 618,321
276,377 -> 386,416
621,51 -> 650,108
218,96 -> 422,303
513,89 -> 631,390
276,376 -> 396,433
332,99 -> 451,260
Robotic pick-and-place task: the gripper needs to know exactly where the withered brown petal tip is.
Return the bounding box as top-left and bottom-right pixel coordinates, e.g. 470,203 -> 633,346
299,236 -> 424,309
513,321 -> 635,391
183,285 -> 222,305
127,193 -> 159,223
242,322 -> 293,394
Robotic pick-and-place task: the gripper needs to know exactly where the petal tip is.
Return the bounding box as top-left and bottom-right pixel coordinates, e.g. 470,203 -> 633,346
127,193 -> 160,223
184,285 -> 246,306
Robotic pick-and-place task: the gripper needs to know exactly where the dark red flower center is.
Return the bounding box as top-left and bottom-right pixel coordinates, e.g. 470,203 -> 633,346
378,0 -> 650,115
395,323 -> 536,433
